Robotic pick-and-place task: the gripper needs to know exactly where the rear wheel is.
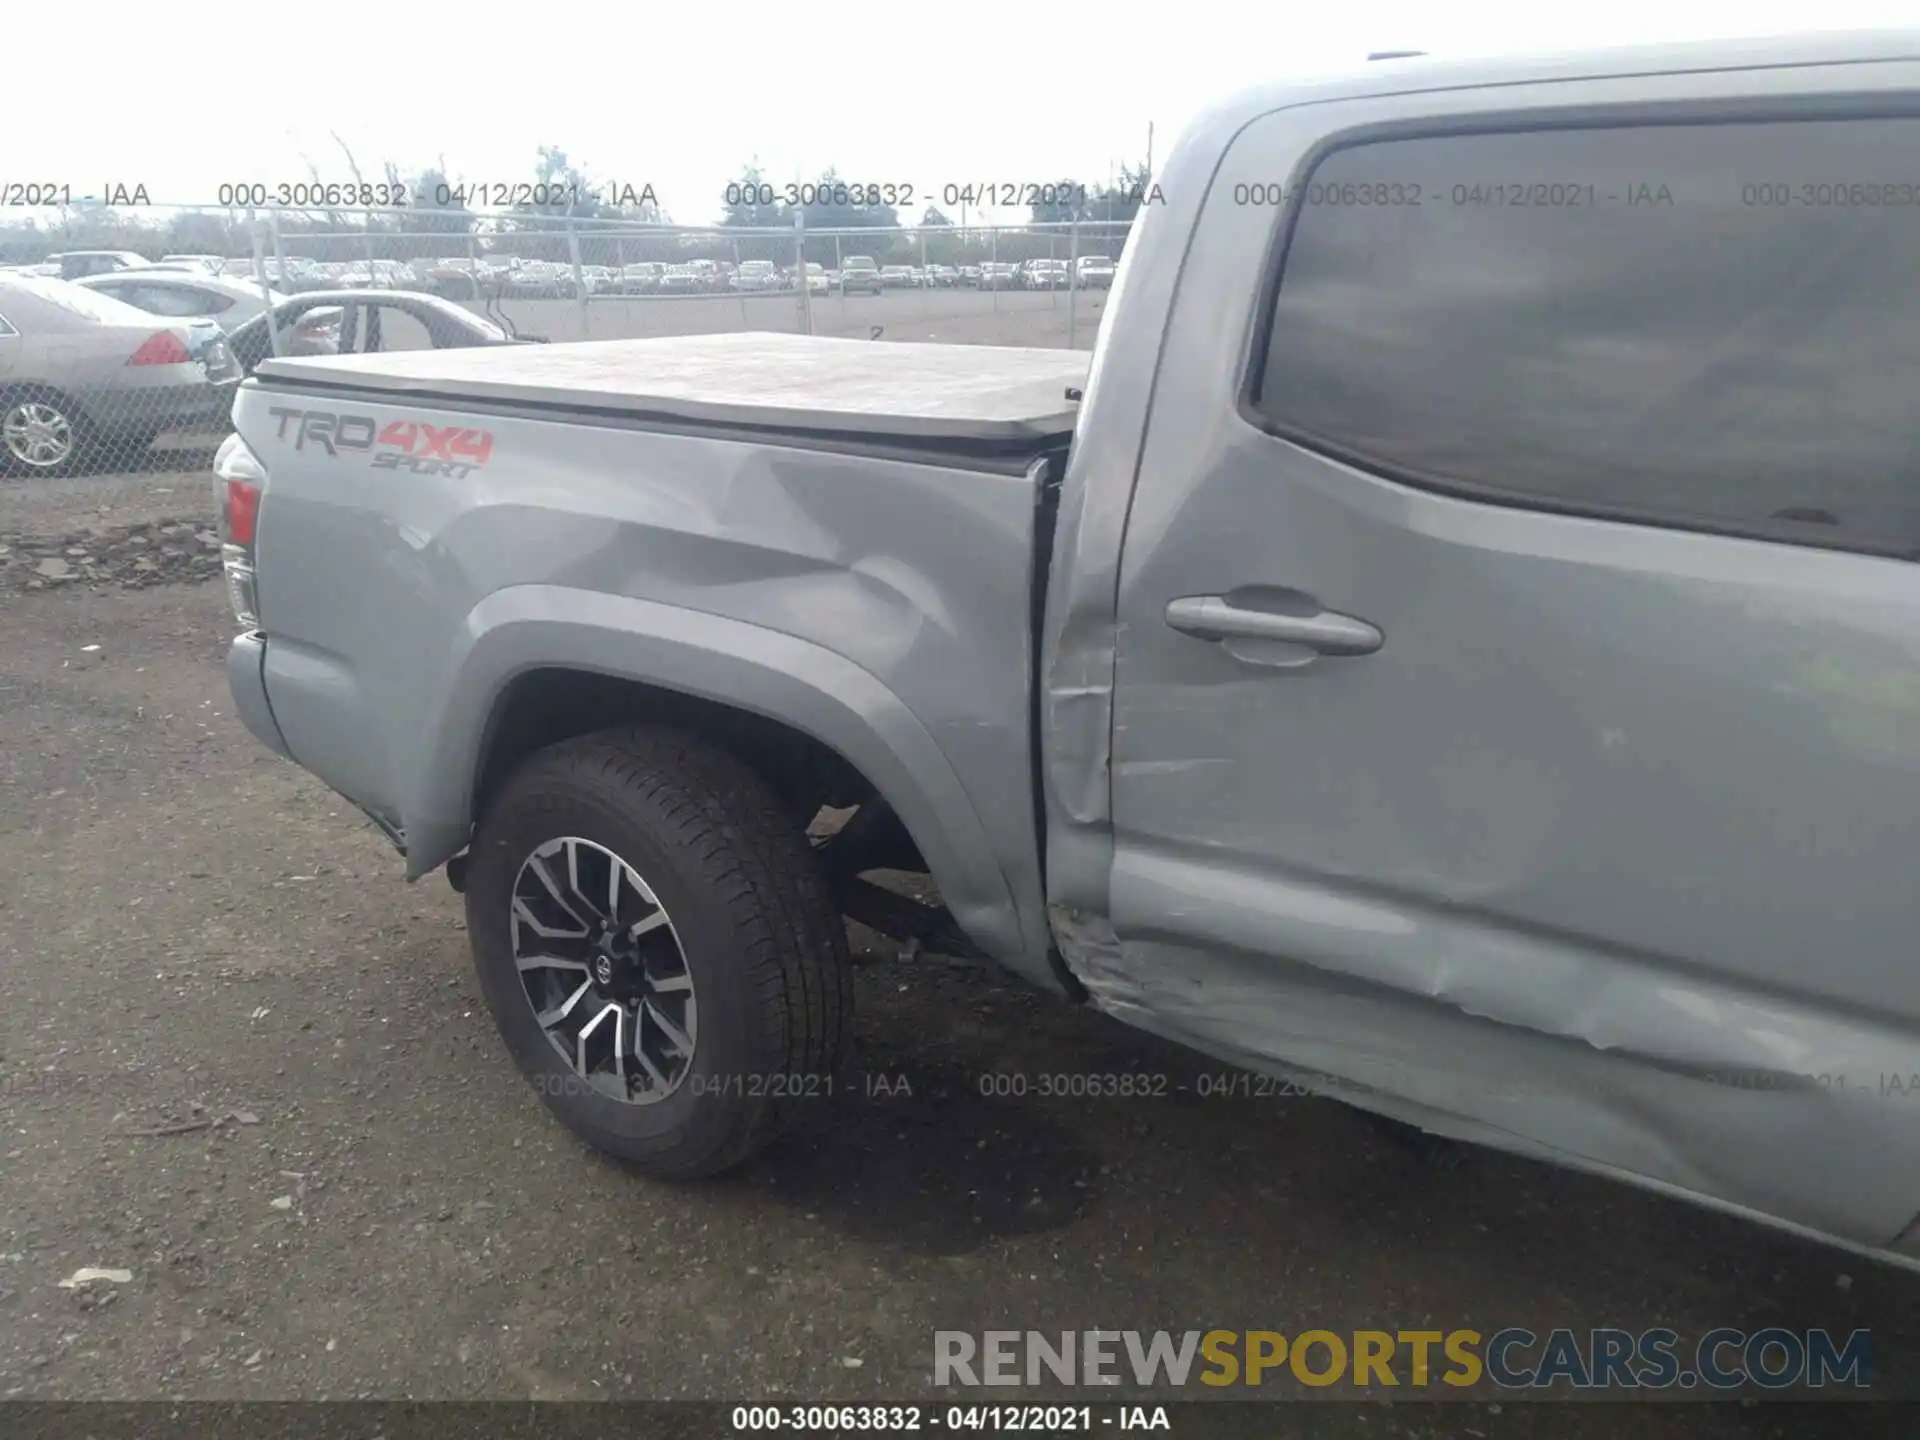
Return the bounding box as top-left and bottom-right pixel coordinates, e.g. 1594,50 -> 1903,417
0,390 -> 88,477
465,727 -> 853,1177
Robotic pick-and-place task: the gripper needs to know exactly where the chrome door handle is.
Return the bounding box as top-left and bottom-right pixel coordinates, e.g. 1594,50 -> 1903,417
1165,595 -> 1383,656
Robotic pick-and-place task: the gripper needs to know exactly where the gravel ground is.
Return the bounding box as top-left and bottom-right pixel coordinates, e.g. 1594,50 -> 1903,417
0,437 -> 1914,1439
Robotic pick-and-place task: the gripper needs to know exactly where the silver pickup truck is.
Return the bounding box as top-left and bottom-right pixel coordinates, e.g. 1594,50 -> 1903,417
220,31 -> 1920,1269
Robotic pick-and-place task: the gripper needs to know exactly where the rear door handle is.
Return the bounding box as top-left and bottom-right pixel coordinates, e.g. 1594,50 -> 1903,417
1165,595 -> 1383,657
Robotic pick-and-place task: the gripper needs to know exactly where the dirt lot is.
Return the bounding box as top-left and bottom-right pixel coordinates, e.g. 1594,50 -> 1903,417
1,410 -> 1915,1437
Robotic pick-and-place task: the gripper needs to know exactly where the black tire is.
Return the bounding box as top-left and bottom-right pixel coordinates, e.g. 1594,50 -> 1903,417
465,726 -> 852,1178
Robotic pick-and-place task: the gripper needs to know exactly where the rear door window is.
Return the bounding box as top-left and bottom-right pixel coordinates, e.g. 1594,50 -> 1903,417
1252,115 -> 1920,557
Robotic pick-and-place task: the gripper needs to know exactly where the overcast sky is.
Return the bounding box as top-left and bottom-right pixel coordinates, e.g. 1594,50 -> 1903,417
2,4 -> 1912,225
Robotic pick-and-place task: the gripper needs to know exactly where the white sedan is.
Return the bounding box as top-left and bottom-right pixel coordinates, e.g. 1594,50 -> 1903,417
77,271 -> 290,333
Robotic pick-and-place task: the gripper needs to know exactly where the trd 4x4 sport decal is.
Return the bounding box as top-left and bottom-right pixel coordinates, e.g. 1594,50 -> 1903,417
266,407 -> 495,478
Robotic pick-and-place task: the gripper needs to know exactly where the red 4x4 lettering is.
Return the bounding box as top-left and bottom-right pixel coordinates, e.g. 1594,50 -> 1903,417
416,424 -> 494,464
452,429 -> 493,464
418,424 -> 462,459
374,420 -> 493,465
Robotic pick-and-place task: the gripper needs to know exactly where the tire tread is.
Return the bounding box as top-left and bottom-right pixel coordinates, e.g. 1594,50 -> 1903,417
474,725 -> 851,1175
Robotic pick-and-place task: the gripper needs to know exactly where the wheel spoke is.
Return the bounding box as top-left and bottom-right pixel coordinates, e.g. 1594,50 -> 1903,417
629,909 -> 671,940
564,840 -> 607,922
576,1002 -> 623,1079
512,897 -> 588,943
632,1040 -> 670,1091
642,996 -> 694,1056
648,970 -> 692,994
516,952 -> 590,974
535,979 -> 593,1030
523,858 -> 593,935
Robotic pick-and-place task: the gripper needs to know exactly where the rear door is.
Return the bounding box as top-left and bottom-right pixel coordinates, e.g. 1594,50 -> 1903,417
0,304 -> 18,384
1105,62 -> 1920,1245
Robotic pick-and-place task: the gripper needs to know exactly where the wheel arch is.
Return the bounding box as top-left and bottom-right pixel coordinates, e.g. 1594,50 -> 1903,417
403,585 -> 1052,985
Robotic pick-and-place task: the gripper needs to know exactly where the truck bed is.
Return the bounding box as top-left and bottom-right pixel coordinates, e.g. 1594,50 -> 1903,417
253,331 -> 1091,446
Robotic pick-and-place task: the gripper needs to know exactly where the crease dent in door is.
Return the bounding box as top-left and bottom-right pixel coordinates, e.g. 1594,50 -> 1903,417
1051,870 -> 1920,1247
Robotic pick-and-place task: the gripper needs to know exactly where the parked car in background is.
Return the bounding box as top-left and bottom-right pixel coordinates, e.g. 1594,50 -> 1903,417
879,265 -> 916,290
978,262 -> 1018,290
926,265 -> 959,287
801,262 -> 830,296
958,265 -> 984,287
271,258 -> 330,292
656,265 -> 701,294
0,273 -> 234,475
476,258 -> 518,293
839,256 -> 883,295
507,263 -> 561,297
332,261 -> 416,290
582,266 -> 618,296
732,261 -> 779,293
618,263 -> 664,294
1020,259 -> 1069,290
78,271 -> 290,334
410,257 -> 481,299
223,290 -> 533,377
1074,255 -> 1116,290
156,255 -> 227,276
46,251 -> 150,281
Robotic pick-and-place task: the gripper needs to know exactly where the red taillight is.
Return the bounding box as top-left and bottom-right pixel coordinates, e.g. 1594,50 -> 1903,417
127,330 -> 192,367
226,478 -> 261,546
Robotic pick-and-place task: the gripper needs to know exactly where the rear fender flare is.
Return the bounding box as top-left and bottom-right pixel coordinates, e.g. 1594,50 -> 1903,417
402,584 -> 1033,970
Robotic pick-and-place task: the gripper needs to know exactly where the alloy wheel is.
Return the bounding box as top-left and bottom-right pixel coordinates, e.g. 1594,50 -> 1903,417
2,402 -> 75,469
510,836 -> 698,1105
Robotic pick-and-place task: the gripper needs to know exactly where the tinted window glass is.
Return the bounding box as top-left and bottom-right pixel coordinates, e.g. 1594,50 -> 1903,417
126,284 -> 220,317
1255,118 -> 1920,556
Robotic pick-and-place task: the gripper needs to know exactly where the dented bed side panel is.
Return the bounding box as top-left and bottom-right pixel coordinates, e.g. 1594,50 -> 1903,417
240,388 -> 1059,982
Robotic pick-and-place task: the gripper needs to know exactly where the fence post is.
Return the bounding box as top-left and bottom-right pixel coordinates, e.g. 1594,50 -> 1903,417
565,214 -> 589,339
990,225 -> 999,312
248,206 -> 282,357
269,210 -> 288,296
1066,216 -> 1080,348
794,208 -> 813,335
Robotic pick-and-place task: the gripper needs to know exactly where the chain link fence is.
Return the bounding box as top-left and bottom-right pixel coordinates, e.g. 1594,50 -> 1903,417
0,205 -> 1133,480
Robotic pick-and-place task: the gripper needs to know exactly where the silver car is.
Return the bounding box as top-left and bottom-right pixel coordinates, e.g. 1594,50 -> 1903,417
0,274 -> 233,476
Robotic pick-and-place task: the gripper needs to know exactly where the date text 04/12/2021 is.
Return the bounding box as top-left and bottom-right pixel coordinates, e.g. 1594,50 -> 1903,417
210,180 -> 658,209
729,1405 -> 1169,1431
